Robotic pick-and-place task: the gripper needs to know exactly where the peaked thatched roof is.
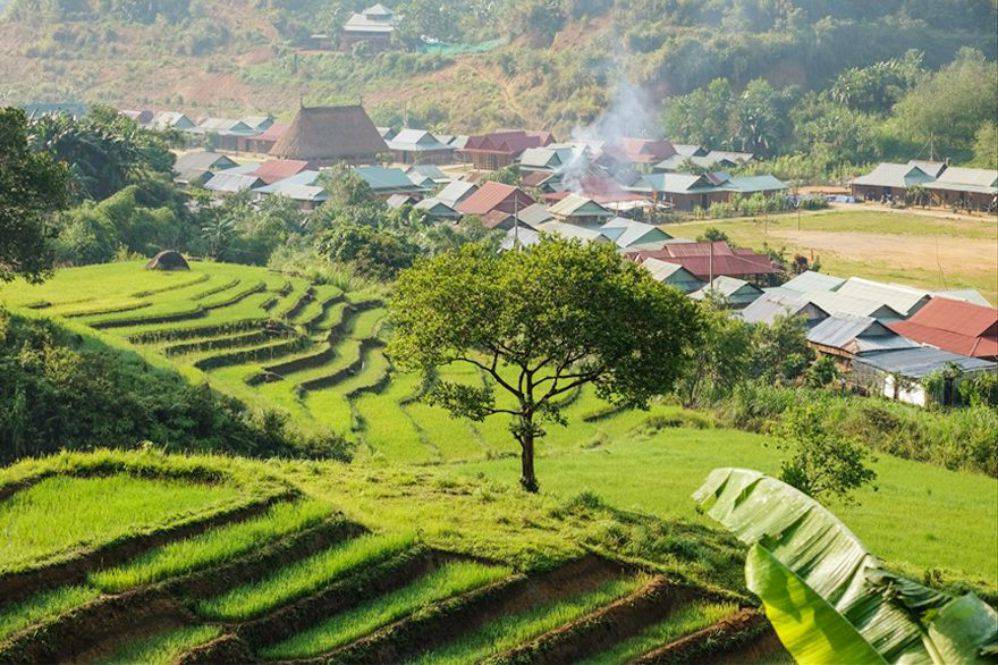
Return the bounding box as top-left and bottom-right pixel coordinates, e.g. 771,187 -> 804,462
269,105 -> 388,163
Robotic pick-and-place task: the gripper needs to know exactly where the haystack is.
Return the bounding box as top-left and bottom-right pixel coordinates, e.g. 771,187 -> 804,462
145,250 -> 190,271
269,105 -> 388,165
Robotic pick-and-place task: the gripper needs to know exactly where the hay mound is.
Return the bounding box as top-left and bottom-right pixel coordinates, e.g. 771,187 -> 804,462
145,250 -> 190,271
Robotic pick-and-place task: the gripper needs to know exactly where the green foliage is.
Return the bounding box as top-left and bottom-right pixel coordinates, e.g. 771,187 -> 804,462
0,585 -> 100,643
695,467 -> 998,664
98,625 -> 221,665
969,121 -> 997,169
0,107 -> 69,283
830,50 -> 925,115
389,237 -> 702,490
320,222 -> 422,281
891,48 -> 998,159
777,403 -> 877,503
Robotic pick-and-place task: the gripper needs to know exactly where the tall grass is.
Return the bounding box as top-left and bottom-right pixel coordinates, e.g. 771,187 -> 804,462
405,575 -> 646,665
95,624 -> 221,665
195,532 -> 416,620
577,600 -> 739,665
0,586 -> 100,642
89,500 -> 331,592
260,560 -> 511,660
0,475 -> 243,574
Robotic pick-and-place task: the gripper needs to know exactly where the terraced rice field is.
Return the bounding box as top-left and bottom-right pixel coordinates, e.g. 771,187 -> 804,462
0,457 -> 785,664
0,260 -> 690,463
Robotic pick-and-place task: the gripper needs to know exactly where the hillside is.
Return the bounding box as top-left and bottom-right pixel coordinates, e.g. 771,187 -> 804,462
1,0 -> 995,134
1,260 -> 995,590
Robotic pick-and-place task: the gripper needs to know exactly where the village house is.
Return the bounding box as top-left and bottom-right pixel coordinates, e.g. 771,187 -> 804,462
924,167 -> 998,211
243,123 -> 289,155
203,170 -> 266,194
629,241 -> 781,284
852,347 -> 996,407
414,197 -> 461,220
626,172 -> 787,211
889,297 -> 998,361
251,159 -> 310,185
640,258 -> 704,293
149,111 -> 196,131
739,290 -> 831,327
779,270 -> 846,294
672,143 -> 708,157
849,162 -> 936,202
601,138 -> 676,172
269,105 -> 388,167
691,276 -> 765,308
405,165 -> 450,188
548,194 -> 615,226
806,315 -> 919,361
120,109 -> 154,125
835,277 -> 931,318
172,151 -> 238,186
797,290 -> 906,323
386,129 -> 456,165
353,166 -> 429,199
191,117 -> 259,152
456,182 -> 535,220
597,218 -> 673,250
341,4 -> 397,52
253,170 -> 328,210
460,130 -> 554,170
517,146 -> 577,172
436,180 -> 479,209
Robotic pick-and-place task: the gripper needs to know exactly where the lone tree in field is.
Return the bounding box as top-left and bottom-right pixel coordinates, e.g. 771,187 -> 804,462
389,237 -> 702,492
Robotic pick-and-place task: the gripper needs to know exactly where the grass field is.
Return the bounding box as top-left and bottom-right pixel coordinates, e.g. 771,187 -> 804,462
668,209 -> 998,303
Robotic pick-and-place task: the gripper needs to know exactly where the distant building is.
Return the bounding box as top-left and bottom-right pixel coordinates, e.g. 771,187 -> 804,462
341,4 -> 397,52
460,130 -> 554,170
852,347 -> 996,407
889,297 -> 998,360
353,166 -> 429,199
924,167 -> 997,211
627,172 -> 787,211
849,162 -> 936,202
251,159 -> 311,185
629,241 -> 780,284
547,194 -> 614,227
740,290 -> 830,326
436,180 -> 479,209
269,105 -> 387,167
149,111 -> 196,131
456,182 -> 535,218
386,129 -> 455,165
173,151 -> 239,185
640,259 -> 703,294
690,276 -> 764,309
244,123 -> 289,155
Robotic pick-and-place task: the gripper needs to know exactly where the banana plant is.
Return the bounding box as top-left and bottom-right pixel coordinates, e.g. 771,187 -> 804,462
693,468 -> 997,664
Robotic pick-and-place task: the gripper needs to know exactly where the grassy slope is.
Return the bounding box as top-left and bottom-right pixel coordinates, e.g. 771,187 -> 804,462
668,209 -> 998,304
449,424 -> 998,585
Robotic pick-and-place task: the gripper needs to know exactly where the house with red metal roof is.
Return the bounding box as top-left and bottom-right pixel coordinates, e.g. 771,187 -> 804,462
628,241 -> 780,283
456,182 -> 535,218
459,130 -> 554,170
888,297 -> 998,360
244,123 -> 289,155
602,138 -> 677,170
251,159 -> 310,185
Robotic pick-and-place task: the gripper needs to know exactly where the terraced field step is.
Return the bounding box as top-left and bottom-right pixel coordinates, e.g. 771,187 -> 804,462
163,324 -> 292,357
258,559 -> 513,661
631,608 -> 787,665
297,339 -> 386,393
86,281 -> 267,330
193,335 -> 311,372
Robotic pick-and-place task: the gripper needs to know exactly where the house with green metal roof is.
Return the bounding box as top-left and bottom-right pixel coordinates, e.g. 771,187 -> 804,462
641,258 -> 704,294
352,166 -> 429,198
690,276 -> 764,308
850,162 -> 936,202
548,194 -> 614,226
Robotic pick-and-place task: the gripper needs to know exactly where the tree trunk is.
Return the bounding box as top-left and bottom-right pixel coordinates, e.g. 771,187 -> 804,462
519,432 -> 538,493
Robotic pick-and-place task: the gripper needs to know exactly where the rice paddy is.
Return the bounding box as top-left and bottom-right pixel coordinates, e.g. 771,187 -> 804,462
195,531 -> 416,620
0,474 -> 244,574
94,624 -> 222,665
258,560 -> 513,660
0,585 -> 100,642
88,499 -> 332,592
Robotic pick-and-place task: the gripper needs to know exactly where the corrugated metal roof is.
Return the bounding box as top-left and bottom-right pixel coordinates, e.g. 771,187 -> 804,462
902,297 -> 997,337
174,151 -> 236,174
854,347 -> 996,378
414,197 -> 460,218
807,315 -> 884,349
437,180 -> 478,207
386,129 -> 451,152
741,291 -> 829,325
254,170 -> 321,195
930,166 -> 997,189
204,172 -> 264,193
836,277 -> 931,316
252,159 -> 309,185
456,182 -> 533,216
599,218 -> 671,248
889,320 -> 998,359
805,291 -> 904,321
690,276 -> 763,305
500,226 -> 540,251
781,270 -> 845,293
549,194 -> 613,219
517,203 -> 554,226
537,221 -> 610,243
353,166 -> 427,192
934,289 -> 992,307
722,175 -> 787,193
641,259 -> 703,293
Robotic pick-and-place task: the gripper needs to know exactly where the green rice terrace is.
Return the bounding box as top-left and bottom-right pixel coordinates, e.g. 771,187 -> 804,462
0,261 -> 995,663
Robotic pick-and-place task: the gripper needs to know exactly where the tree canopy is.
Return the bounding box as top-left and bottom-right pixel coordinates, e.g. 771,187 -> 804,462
388,237 -> 702,491
0,107 -> 69,283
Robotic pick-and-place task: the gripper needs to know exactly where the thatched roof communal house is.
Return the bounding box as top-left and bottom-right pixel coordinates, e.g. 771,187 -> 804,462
269,105 -> 388,167
146,250 -> 190,271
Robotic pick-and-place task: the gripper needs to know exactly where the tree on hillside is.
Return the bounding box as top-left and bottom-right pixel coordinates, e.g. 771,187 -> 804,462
0,107 -> 69,283
388,238 -> 702,492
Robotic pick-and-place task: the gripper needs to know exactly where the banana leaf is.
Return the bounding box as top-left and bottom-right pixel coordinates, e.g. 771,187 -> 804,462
693,468 -> 997,665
